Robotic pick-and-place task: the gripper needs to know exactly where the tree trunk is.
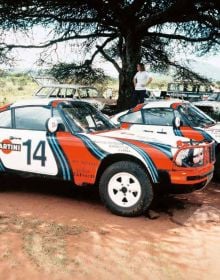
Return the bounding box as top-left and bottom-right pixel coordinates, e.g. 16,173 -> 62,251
117,33 -> 141,110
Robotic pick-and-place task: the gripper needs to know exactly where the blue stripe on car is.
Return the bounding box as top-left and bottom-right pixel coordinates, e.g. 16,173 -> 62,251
0,160 -> 5,171
195,128 -> 215,142
48,136 -> 66,179
48,135 -> 71,180
77,134 -> 108,160
119,140 -> 159,183
145,142 -> 172,158
174,127 -> 183,137
51,135 -> 71,180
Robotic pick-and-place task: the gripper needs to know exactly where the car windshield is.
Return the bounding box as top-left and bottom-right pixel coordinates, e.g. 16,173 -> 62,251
207,93 -> 218,101
61,101 -> 115,132
178,103 -> 216,128
78,87 -> 102,98
36,87 -> 55,97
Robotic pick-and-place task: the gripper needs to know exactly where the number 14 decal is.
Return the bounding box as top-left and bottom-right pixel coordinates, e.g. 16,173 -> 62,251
23,140 -> 47,166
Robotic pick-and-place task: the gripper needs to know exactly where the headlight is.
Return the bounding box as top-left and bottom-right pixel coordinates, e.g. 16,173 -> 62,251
175,147 -> 204,167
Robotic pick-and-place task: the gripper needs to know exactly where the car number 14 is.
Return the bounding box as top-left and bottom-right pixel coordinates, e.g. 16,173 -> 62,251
23,140 -> 47,167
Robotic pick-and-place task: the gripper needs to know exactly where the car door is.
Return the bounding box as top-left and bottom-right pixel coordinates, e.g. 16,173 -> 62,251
0,106 -> 58,176
125,107 -> 176,137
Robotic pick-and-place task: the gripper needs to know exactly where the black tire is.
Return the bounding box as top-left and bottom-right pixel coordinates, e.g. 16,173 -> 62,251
0,174 -> 7,192
214,153 -> 220,181
99,161 -> 154,217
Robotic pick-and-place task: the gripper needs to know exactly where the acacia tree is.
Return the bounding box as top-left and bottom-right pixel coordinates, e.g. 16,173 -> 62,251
0,0 -> 219,109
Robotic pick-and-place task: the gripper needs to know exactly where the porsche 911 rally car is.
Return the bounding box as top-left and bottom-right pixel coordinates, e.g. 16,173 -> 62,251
0,99 -> 215,216
110,100 -> 220,179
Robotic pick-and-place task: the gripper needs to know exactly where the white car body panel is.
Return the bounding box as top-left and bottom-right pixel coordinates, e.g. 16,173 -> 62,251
96,129 -> 188,147
0,129 -> 58,175
205,123 -> 220,142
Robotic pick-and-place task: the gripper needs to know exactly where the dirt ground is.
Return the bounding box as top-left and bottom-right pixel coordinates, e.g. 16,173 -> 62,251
0,176 -> 220,280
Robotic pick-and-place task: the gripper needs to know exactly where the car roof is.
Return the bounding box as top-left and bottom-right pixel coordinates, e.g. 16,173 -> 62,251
10,98 -> 87,108
142,99 -> 188,109
38,84 -> 97,89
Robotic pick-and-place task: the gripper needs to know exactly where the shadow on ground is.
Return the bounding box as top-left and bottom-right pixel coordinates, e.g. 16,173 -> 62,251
2,174 -> 219,219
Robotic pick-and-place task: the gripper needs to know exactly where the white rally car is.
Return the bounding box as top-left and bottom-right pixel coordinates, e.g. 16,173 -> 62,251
0,99 -> 215,216
193,92 -> 220,121
110,100 -> 220,179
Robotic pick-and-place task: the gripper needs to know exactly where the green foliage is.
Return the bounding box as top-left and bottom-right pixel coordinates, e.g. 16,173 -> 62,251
48,62 -> 112,93
49,62 -> 108,85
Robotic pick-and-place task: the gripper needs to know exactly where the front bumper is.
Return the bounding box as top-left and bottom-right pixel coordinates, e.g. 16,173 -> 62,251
168,165 -> 214,186
157,165 -> 214,194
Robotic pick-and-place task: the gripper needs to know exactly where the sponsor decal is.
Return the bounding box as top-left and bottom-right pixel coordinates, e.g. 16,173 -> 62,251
0,139 -> 21,154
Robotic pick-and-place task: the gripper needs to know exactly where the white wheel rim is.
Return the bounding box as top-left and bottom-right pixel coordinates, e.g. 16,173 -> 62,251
108,172 -> 142,208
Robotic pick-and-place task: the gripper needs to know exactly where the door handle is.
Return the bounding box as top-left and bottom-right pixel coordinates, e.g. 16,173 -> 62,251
9,136 -> 21,140
157,131 -> 167,134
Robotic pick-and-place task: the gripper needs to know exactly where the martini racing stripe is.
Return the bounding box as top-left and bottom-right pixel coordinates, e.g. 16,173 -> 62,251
77,134 -> 108,160
174,127 -> 183,137
61,112 -> 109,159
195,128 -> 214,142
48,135 -> 71,180
0,159 -> 5,171
51,135 -> 71,180
120,140 -> 159,183
145,142 -> 172,158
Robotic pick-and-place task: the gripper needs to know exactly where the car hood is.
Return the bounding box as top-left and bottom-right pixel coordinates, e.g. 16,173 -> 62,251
93,129 -> 191,148
204,122 -> 220,142
194,101 -> 220,107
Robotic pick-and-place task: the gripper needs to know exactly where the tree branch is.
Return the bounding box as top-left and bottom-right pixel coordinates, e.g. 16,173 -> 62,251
96,42 -> 121,73
1,32 -> 117,50
147,31 -> 219,43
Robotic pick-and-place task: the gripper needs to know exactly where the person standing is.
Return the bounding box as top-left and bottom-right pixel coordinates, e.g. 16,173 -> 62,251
132,63 -> 153,107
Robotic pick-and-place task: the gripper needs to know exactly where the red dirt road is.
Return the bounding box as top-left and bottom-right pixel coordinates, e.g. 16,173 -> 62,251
0,177 -> 220,280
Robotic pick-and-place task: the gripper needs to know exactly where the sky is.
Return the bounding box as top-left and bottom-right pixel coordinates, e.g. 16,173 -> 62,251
2,26 -> 220,80
13,48 -> 220,81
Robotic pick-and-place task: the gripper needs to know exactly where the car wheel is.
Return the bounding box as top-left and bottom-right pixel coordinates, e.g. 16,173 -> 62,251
99,161 -> 153,216
214,153 -> 220,181
0,174 -> 7,192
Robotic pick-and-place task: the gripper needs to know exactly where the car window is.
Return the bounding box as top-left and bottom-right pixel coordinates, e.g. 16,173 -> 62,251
78,88 -> 89,98
78,88 -> 100,98
207,93 -> 218,101
0,110 -> 12,128
15,106 -> 51,130
120,111 -> 143,124
87,88 -> 100,98
177,104 -> 215,127
66,89 -> 75,98
36,87 -> 54,97
49,88 -> 60,97
57,88 -> 66,98
143,108 -> 174,126
62,102 -> 115,132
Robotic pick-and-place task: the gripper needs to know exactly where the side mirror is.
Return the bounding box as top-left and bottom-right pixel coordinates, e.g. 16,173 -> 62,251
174,117 -> 181,128
46,117 -> 59,133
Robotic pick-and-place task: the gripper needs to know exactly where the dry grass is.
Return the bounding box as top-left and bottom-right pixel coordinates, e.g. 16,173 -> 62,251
0,214 -> 87,272
0,74 -> 38,105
